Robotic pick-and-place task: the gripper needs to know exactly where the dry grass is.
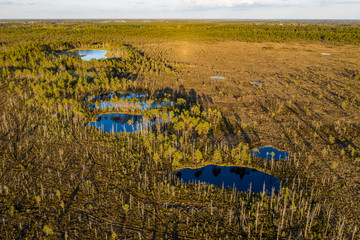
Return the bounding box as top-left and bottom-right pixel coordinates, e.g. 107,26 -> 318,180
137,40 -> 360,224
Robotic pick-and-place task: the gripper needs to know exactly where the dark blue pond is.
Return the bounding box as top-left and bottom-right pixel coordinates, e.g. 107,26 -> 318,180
176,165 -> 280,193
251,147 -> 289,160
77,50 -> 108,61
89,113 -> 156,133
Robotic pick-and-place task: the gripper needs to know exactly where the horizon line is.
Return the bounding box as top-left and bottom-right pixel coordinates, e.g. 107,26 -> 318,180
1,18 -> 360,21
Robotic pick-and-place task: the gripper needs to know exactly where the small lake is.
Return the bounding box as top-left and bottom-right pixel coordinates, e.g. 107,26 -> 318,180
86,93 -> 147,101
251,147 -> 289,160
175,165 -> 280,193
211,76 -> 225,80
89,113 -> 156,133
250,82 -> 263,86
321,53 -> 332,56
90,100 -> 173,110
77,50 -> 108,61
87,92 -> 172,133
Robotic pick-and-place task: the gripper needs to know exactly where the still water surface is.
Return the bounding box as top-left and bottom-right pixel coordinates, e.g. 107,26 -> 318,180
90,100 -> 173,110
77,50 -> 108,61
176,165 -> 280,193
89,113 -> 155,133
251,147 -> 289,160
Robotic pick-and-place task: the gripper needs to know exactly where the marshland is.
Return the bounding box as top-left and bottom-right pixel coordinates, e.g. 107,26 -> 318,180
0,20 -> 360,239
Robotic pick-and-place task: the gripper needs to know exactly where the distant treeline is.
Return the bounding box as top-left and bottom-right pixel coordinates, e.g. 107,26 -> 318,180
0,21 -> 359,45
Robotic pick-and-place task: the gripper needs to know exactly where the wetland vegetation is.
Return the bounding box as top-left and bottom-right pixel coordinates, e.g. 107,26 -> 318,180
0,20 -> 360,239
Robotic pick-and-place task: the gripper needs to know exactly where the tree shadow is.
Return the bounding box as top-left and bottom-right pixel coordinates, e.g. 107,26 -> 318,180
153,85 -> 213,107
233,113 -> 252,145
221,114 -> 235,135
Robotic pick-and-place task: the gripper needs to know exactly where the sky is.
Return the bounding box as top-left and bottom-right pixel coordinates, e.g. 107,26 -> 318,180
0,0 -> 359,19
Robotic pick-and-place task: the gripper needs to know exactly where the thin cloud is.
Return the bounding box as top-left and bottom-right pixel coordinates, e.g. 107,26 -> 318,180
0,0 -> 33,5
179,0 -> 299,9
129,1 -> 145,7
320,0 -> 360,6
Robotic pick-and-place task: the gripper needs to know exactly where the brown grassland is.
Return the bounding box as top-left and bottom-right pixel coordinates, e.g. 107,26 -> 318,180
138,40 -> 360,220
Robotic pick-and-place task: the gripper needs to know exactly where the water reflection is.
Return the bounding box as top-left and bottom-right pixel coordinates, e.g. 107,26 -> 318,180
212,167 -> 221,177
77,50 -> 108,61
211,76 -> 225,80
251,147 -> 289,160
90,100 -> 173,110
176,165 -> 280,193
89,113 -> 156,133
250,82 -> 263,86
86,92 -> 147,101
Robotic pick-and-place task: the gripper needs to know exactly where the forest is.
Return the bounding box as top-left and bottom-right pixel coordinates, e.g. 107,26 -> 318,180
0,20 -> 360,239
